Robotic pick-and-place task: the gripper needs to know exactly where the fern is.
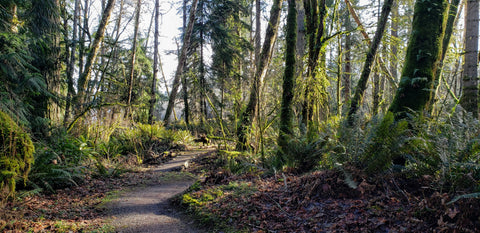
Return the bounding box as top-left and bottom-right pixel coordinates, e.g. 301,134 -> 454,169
447,192 -> 480,205
364,112 -> 409,174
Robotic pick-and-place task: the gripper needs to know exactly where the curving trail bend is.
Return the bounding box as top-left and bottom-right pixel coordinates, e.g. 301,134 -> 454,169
107,148 -> 213,233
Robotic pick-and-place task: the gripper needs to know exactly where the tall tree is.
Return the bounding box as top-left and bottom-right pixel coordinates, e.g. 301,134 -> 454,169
163,0 -> 199,123
279,0 -> 297,152
296,0 -> 306,80
389,0 -> 399,103
29,0 -> 62,133
388,0 -> 448,118
346,0 -> 394,125
460,0 -> 479,116
181,0 -> 190,125
427,0 -> 461,113
342,13 -> 352,105
236,0 -> 283,150
65,0 -> 80,124
149,0 -> 160,124
302,0 -> 329,128
76,0 -> 116,105
126,0 -> 142,117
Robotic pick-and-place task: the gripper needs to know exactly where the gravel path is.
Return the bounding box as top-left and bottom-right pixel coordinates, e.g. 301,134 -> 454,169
107,149 -> 213,233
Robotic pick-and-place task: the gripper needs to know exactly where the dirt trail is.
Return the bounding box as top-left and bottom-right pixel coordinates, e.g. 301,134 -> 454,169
107,148 -> 213,233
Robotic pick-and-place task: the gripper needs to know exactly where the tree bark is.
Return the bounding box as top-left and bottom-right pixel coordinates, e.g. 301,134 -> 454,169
388,0 -> 448,118
427,0 -> 461,113
460,0 -> 479,116
296,0 -> 306,84
301,0 -> 328,128
78,0 -> 90,80
347,0 -> 393,125
279,0 -> 297,152
126,0 -> 142,118
181,0 -> 190,125
77,0 -> 116,105
389,0 -> 398,103
30,0 -> 62,131
163,0 -> 199,123
236,0 -> 283,150
344,0 -> 397,88
65,0 -> 80,125
148,0 -> 160,124
343,14 -> 352,105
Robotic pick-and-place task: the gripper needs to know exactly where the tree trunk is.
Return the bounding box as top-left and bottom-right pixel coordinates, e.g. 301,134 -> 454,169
236,0 -> 283,150
343,14 -> 352,105
279,0 -> 297,152
30,0 -> 62,132
126,0 -> 142,118
460,0 -> 479,116
388,0 -> 448,118
347,0 -> 393,125
163,0 -> 199,123
77,0 -> 116,105
65,0 -> 80,125
255,0 -> 261,62
427,0 -> 461,113
148,0 -> 160,125
199,25 -> 207,121
181,0 -> 190,125
78,0 -> 90,80
296,0 -> 305,85
301,0 -> 330,130
389,0 -> 398,103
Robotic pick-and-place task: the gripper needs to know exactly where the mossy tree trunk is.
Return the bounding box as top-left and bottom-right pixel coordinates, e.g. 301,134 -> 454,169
236,0 -> 283,150
460,0 -> 479,117
343,14 -> 352,106
278,0 -> 297,152
388,0 -> 448,118
346,0 -> 393,125
301,0 -> 328,130
428,0 -> 461,113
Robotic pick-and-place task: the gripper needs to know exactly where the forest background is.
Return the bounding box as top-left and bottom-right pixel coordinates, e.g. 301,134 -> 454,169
1,0 -> 480,230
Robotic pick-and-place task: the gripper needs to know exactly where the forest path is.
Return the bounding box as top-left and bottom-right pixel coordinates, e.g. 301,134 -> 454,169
105,148 -> 214,233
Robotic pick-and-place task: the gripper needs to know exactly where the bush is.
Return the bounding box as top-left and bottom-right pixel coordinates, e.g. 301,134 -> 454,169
26,132 -> 90,192
0,111 -> 34,198
113,123 -> 194,164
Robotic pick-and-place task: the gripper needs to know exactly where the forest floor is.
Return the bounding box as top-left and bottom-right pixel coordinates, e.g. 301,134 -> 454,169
176,151 -> 480,232
3,147 -> 480,232
1,147 -> 214,232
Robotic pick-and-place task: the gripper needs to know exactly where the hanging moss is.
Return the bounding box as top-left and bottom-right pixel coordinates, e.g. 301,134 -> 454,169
0,111 -> 34,198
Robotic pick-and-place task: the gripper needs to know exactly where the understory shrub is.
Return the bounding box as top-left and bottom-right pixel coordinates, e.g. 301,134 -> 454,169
113,123 -> 194,163
25,131 -> 90,192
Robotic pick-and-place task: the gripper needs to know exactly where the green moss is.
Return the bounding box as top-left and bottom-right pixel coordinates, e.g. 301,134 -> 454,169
0,111 -> 34,198
388,0 -> 448,118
